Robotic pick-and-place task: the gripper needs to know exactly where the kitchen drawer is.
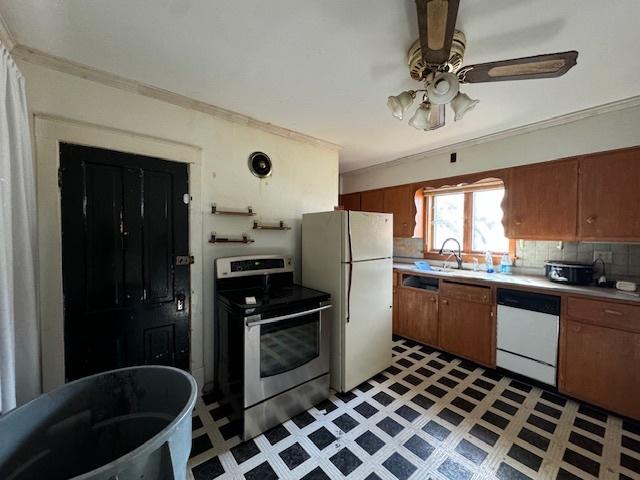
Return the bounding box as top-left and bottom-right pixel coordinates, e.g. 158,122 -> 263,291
566,296 -> 640,333
440,281 -> 491,305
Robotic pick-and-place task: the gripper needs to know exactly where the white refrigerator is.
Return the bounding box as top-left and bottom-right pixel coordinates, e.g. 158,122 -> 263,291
302,210 -> 393,392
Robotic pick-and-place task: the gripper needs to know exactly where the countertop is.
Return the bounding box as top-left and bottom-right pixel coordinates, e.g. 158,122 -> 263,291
393,262 -> 640,304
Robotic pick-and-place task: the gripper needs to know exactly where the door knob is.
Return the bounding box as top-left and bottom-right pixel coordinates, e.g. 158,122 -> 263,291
586,216 -> 596,224
176,292 -> 186,311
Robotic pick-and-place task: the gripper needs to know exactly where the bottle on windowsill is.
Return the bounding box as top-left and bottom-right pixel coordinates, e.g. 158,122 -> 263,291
485,251 -> 495,273
500,253 -> 512,274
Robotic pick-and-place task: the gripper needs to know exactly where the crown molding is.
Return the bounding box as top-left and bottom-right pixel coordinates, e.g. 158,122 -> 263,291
0,11 -> 15,51
10,44 -> 342,152
341,95 -> 640,176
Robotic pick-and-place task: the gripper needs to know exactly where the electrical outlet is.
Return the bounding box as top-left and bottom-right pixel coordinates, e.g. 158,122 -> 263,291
594,250 -> 613,263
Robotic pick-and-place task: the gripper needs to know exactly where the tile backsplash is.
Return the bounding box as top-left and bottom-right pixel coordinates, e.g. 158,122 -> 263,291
515,240 -> 640,280
393,237 -> 640,281
393,237 -> 424,258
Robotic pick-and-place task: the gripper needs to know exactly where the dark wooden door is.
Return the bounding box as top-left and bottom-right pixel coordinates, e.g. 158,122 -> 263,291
60,143 -> 190,381
506,158 -> 578,240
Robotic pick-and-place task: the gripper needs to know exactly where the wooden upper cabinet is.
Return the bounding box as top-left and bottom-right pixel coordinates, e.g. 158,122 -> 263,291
347,146 -> 640,241
360,189 -> 385,213
383,185 -> 416,238
506,159 -> 578,240
339,192 -> 361,211
578,147 -> 640,241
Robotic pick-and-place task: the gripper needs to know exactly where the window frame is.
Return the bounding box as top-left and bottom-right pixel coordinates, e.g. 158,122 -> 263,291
423,182 -> 515,263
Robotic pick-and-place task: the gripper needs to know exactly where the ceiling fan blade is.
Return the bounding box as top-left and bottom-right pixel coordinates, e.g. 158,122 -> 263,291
416,0 -> 460,66
459,51 -> 578,83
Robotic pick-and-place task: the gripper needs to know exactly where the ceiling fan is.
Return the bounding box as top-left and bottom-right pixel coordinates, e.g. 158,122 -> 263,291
387,0 -> 578,131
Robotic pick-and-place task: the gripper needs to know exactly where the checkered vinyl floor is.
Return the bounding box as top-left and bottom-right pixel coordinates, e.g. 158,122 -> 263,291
188,337 -> 640,479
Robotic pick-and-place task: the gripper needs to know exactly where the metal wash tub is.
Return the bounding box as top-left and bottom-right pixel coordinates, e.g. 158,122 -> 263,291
0,366 -> 197,480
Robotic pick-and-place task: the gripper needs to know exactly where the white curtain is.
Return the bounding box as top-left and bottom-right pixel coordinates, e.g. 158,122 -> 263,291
0,42 -> 40,413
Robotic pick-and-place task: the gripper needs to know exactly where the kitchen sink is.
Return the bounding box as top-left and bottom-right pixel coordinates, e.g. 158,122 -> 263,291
429,266 -> 485,276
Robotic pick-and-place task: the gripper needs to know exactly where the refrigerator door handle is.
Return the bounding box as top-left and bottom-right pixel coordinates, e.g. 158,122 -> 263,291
346,262 -> 353,323
346,211 -> 353,322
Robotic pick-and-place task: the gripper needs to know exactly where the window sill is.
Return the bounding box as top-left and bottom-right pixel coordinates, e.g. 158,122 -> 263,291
424,251 -> 512,264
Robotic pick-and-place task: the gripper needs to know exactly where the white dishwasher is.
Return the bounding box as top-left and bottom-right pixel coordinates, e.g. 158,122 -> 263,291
496,289 -> 561,386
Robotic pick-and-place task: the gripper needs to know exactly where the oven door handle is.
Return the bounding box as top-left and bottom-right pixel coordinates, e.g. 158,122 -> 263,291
245,304 -> 332,327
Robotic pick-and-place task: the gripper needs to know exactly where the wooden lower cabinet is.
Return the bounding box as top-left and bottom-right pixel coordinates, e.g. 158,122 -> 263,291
560,318 -> 640,419
397,287 -> 439,346
439,295 -> 494,367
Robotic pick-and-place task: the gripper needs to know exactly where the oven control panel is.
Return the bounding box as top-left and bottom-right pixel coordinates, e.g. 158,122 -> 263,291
216,255 -> 294,278
232,258 -> 284,272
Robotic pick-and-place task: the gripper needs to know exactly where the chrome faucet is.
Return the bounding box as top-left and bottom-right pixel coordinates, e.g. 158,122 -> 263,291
438,237 -> 463,269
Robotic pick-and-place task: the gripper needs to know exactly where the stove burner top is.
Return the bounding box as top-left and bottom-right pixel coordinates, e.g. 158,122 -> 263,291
217,284 -> 329,313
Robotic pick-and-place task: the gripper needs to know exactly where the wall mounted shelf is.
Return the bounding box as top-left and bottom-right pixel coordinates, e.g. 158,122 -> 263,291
253,221 -> 291,231
211,204 -> 255,216
209,233 -> 255,244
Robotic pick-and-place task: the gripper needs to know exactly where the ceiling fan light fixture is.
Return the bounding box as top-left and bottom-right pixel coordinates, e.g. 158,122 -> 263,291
408,102 -> 435,131
387,90 -> 416,120
426,71 -> 459,104
450,92 -> 479,121
391,1 -> 577,132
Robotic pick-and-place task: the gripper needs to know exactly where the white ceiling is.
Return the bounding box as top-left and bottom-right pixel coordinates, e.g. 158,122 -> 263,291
2,1 -> 639,172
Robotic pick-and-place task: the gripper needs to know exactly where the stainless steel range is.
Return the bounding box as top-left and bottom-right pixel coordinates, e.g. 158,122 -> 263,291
214,255 -> 331,440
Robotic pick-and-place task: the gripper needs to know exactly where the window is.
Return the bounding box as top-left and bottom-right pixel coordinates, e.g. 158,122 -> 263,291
432,192 -> 464,248
425,181 -> 512,260
471,189 -> 509,253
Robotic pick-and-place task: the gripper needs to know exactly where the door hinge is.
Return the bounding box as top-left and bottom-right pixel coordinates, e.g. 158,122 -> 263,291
176,255 -> 194,265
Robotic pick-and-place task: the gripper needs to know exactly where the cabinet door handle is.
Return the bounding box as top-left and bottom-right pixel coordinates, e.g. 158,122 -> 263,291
515,219 -> 522,226
442,299 -> 449,305
604,309 -> 623,316
431,297 -> 437,303
586,216 -> 596,224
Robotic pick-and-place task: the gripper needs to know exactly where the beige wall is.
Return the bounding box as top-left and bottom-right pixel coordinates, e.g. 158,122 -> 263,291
341,104 -> 640,193
20,60 -> 339,391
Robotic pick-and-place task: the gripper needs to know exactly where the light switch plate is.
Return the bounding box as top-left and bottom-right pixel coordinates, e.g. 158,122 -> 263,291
594,250 -> 613,263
